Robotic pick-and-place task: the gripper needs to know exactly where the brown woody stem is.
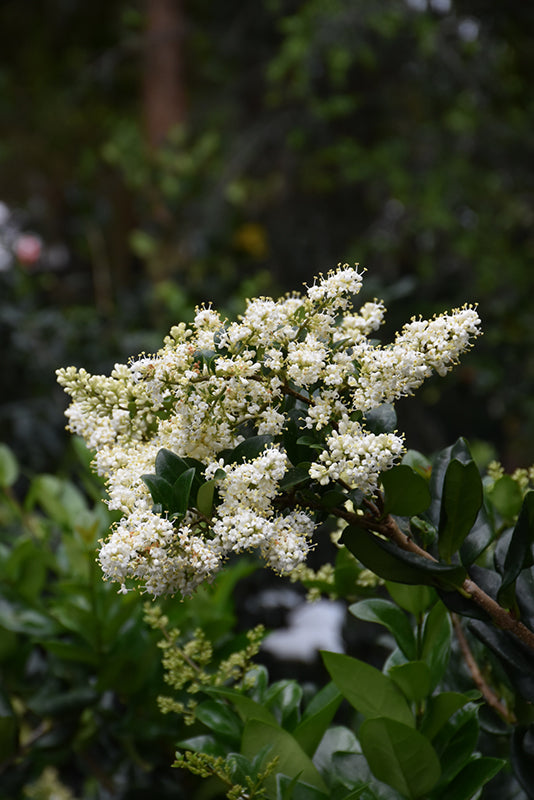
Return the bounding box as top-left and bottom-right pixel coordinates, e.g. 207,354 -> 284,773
361,511 -> 534,652
452,614 -> 517,725
290,489 -> 534,652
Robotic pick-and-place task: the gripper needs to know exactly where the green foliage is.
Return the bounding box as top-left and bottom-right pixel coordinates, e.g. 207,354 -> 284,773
0,440 -> 256,799
152,434 -> 534,799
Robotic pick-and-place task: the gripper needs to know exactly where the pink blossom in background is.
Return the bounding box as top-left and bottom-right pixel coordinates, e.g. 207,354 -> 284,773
14,233 -> 42,266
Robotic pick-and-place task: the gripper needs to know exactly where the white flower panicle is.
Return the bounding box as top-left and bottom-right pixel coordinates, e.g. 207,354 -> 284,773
56,264 -> 481,597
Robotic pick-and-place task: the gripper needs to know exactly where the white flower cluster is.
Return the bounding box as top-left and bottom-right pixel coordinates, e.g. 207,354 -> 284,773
57,264 -> 481,597
309,417 -> 404,491
210,447 -> 314,573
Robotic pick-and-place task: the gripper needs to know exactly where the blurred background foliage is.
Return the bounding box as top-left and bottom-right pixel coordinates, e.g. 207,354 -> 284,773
1,0 -> 533,470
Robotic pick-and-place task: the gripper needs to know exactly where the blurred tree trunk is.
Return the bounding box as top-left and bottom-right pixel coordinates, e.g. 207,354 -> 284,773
143,0 -> 187,147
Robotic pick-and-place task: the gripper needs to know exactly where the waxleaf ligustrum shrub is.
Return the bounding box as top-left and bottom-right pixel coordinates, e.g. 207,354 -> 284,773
57,264 -> 534,798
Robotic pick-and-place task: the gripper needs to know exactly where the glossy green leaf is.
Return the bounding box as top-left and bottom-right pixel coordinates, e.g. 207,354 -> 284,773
313,725 -> 359,779
206,686 -> 279,726
388,661 -> 432,704
349,598 -> 417,659
434,756 -> 504,800
194,699 -> 242,744
459,504 -> 494,567
264,679 -> 303,728
196,479 -> 216,516
420,692 -> 473,741
0,444 -> 19,488
385,582 -> 436,617
497,490 -> 534,610
421,602 -> 452,689
363,404 -> 397,434
381,465 -> 431,517
402,449 -> 432,479
225,435 -> 274,464
428,438 -> 473,528
279,466 -> 310,490
225,749 -> 272,786
292,682 -> 342,756
242,719 -> 328,793
433,709 -> 480,783
321,651 -> 414,727
141,473 -> 174,509
276,775 -> 330,800
154,448 -> 190,483
328,752 -> 379,798
438,459 -> 483,563
341,526 -> 466,590
175,735 -> 227,758
359,717 -> 441,798
172,467 -> 196,516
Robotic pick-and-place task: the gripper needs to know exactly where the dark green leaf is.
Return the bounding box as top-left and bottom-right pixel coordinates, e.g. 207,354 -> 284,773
434,756 -> 504,800
420,692 -> 473,741
433,713 -> 481,786
154,448 -> 190,483
438,459 -> 483,563
206,686 -> 278,726
363,404 -> 397,434
264,679 -> 303,729
421,602 -> 452,689
194,699 -> 242,744
497,490 -> 534,610
515,568 -> 534,630
319,489 -> 347,510
359,717 -> 441,798
172,467 -> 196,516
511,725 -> 534,800
241,719 -> 328,793
321,651 -> 414,727
276,774 -> 330,800
279,466 -> 310,490
296,435 -> 323,449
349,598 -> 417,660
428,438 -> 473,528
468,621 -> 534,702
381,465 -> 431,517
341,526 -> 467,590
388,661 -> 432,704
141,473 -> 174,509
175,735 -> 228,758
225,435 -> 274,463
292,682 -> 342,756
385,582 -> 436,617
460,504 -> 494,567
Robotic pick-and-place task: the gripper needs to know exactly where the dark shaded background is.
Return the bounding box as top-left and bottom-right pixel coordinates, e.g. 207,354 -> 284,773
1,0 -> 534,473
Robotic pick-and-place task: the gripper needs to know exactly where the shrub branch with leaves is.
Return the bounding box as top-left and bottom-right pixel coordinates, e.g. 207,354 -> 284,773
56,265 -> 534,799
